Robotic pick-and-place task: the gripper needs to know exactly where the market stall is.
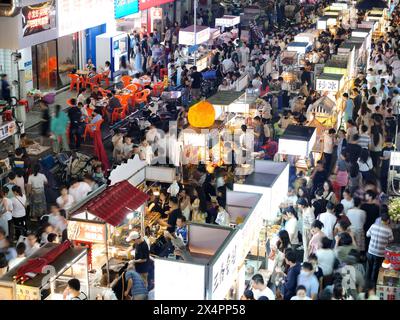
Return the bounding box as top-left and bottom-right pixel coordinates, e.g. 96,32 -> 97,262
67,180 -> 149,291
376,245 -> 400,300
178,25 -> 211,72
214,15 -> 240,45
317,16 -> 339,30
154,223 -> 238,300
234,160 -> 289,222
0,242 -> 88,300
155,189 -> 266,300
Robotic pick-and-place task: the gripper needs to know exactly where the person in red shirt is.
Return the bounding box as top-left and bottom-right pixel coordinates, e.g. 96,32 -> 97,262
261,137 -> 278,160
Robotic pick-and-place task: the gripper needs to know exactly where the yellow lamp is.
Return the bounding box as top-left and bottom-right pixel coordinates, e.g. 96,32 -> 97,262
188,101 -> 216,128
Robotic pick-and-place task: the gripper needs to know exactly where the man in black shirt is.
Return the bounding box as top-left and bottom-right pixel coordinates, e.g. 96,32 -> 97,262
360,190 -> 380,251
67,99 -> 83,149
312,188 -> 327,219
190,66 -> 202,100
352,88 -> 362,121
353,72 -> 367,89
166,197 -> 182,233
90,86 -> 103,101
126,231 -> 150,288
344,134 -> 362,164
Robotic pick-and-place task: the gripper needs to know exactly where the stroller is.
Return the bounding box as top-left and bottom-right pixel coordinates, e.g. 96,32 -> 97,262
55,151 -> 94,183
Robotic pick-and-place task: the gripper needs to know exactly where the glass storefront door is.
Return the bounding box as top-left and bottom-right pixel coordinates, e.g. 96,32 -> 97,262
31,33 -> 79,90
32,40 -> 58,90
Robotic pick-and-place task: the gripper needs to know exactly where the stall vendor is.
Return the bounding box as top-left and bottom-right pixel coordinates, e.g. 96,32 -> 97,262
126,231 -> 151,287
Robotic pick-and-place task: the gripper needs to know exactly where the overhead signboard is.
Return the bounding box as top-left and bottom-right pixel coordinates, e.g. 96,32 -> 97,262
67,220 -> 107,244
138,0 -> 173,11
114,0 -> 139,18
21,1 -> 56,37
58,0 -> 113,37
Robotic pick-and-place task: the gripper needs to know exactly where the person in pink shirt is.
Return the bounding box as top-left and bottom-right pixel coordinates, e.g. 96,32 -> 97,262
308,220 -> 326,255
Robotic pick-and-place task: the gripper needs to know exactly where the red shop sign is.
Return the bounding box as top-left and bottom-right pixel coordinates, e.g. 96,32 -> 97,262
139,0 -> 173,10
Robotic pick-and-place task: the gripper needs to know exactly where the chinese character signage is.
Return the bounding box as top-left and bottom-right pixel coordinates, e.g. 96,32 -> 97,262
68,221 -> 106,244
210,231 -> 242,300
16,285 -> 40,300
21,1 -> 56,37
316,78 -> 339,92
115,0 -> 139,19
139,0 -> 173,11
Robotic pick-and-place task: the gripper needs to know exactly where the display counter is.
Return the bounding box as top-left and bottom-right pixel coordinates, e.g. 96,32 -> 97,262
0,242 -> 88,300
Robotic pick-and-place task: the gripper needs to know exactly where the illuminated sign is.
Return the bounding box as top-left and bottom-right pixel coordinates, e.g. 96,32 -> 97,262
21,1 -> 56,37
139,0 -> 173,11
114,0 -> 139,19
316,78 -> 340,92
68,221 -> 106,244
58,0 -> 113,37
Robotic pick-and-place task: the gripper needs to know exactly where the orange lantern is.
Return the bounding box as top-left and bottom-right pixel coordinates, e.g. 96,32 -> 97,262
188,101 -> 215,128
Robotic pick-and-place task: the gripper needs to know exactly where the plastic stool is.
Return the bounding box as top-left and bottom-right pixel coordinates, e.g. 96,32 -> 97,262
19,99 -> 30,113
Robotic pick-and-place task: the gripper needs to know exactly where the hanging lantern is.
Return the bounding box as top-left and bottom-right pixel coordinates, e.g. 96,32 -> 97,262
188,101 -> 216,128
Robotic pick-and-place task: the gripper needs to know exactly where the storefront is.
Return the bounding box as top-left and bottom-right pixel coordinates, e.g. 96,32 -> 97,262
139,0 -> 175,34
0,242 -> 88,300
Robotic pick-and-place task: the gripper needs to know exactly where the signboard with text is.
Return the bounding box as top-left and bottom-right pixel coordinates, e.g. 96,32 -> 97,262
16,285 -> 40,301
114,0 -> 139,19
21,1 -> 56,37
67,220 -> 107,244
316,78 -> 340,92
139,0 -> 173,11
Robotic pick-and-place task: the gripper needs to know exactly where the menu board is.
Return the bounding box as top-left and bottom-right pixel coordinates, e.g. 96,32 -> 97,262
16,284 -> 40,300
67,220 -> 106,244
21,1 -> 56,37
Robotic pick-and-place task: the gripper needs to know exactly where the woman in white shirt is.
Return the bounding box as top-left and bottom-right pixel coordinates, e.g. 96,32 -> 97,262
340,189 -> 354,214
283,207 -> 299,245
11,186 -> 27,240
0,191 -> 13,237
316,237 -> 336,277
77,88 -> 87,105
297,198 -> 315,261
27,165 -> 48,220
56,186 -> 75,211
218,79 -> 232,92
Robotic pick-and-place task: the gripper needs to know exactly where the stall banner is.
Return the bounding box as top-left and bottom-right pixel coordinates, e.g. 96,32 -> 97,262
209,230 -> 243,300
21,1 -> 56,37
114,0 -> 139,19
138,0 -> 173,11
316,78 -> 340,92
15,285 -> 40,300
67,221 -> 107,244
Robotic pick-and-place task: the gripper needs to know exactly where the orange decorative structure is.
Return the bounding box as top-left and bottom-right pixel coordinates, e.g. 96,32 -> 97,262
188,101 -> 215,128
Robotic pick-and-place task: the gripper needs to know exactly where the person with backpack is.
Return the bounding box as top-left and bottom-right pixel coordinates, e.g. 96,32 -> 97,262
63,278 -> 88,300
